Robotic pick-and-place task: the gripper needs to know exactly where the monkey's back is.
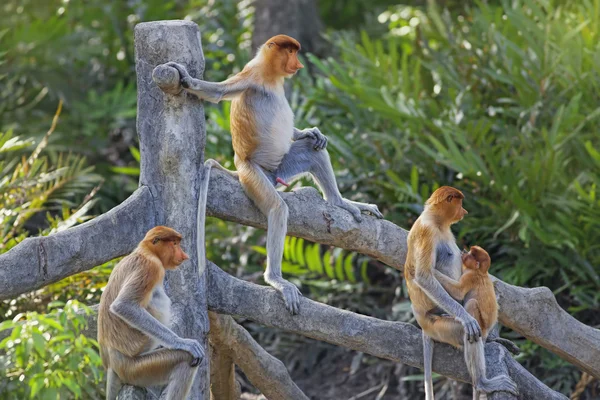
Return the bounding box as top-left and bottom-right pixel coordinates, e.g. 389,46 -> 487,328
98,253 -> 157,362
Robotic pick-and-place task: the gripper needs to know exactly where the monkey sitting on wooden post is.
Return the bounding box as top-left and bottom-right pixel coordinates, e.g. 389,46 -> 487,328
404,187 -> 517,399
98,226 -> 204,400
166,34 -> 383,315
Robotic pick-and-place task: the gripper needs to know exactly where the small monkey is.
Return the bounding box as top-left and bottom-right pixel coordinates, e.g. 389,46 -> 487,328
404,187 -> 517,400
167,35 -> 382,314
434,246 -> 497,341
98,226 -> 204,400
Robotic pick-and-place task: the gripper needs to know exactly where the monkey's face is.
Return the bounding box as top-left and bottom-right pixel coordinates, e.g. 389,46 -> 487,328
162,239 -> 189,269
283,49 -> 304,76
264,35 -> 304,77
444,195 -> 468,224
461,251 -> 479,270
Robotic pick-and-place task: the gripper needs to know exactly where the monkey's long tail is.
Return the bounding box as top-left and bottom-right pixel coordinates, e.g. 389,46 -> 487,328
196,158 -> 238,277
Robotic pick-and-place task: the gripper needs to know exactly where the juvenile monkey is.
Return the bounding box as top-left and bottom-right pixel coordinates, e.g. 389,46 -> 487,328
434,246 -> 497,341
404,187 -> 517,400
98,226 -> 204,400
167,35 -> 382,314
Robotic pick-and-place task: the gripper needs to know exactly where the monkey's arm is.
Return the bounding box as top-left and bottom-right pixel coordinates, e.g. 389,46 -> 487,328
434,270 -> 469,301
413,238 -> 481,342
110,276 -> 204,360
166,62 -> 250,103
292,127 -> 328,150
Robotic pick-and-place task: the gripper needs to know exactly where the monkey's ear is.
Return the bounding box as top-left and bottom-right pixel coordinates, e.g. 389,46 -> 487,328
152,237 -> 161,245
268,42 -> 276,49
446,195 -> 453,203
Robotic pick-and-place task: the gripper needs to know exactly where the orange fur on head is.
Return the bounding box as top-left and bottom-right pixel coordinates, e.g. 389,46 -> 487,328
425,186 -> 467,225
141,226 -> 188,269
462,245 -> 491,273
425,186 -> 464,206
265,35 -> 301,51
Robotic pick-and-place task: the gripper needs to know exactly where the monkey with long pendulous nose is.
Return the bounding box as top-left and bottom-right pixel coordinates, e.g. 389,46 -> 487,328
167,35 -> 383,315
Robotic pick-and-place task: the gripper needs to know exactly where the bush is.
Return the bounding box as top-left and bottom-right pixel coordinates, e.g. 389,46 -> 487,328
294,0 -> 600,391
0,301 -> 103,399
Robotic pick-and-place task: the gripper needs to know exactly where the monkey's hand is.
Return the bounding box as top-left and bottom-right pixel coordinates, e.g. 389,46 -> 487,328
165,62 -> 194,89
174,337 -> 205,367
458,313 -> 482,343
293,127 -> 328,151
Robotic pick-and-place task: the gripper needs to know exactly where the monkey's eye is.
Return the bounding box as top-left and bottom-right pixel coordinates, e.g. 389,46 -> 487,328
288,49 -> 293,54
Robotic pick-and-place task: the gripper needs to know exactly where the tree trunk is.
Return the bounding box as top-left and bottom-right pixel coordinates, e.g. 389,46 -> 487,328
131,20 -> 209,399
252,0 -> 324,57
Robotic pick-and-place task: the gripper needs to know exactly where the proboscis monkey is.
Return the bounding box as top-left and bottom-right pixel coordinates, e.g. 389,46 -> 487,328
434,246 -> 497,341
98,226 -> 204,400
404,187 -> 517,400
166,35 -> 383,314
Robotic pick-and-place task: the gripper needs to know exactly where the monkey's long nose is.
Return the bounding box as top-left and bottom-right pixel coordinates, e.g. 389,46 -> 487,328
462,208 -> 468,215
182,251 -> 190,261
297,61 -> 304,70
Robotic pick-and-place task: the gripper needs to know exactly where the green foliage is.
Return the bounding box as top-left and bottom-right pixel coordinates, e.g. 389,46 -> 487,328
0,300 -> 103,399
254,237 -> 370,284
303,0 -> 600,307
295,0 -> 600,391
0,102 -> 102,253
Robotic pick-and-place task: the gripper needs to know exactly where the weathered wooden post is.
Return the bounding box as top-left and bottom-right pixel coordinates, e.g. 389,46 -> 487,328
130,20 -> 209,399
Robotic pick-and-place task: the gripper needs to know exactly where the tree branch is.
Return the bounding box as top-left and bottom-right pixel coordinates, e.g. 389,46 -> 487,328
207,262 -> 566,400
206,170 -> 600,378
206,169 -> 407,267
209,312 -> 308,400
0,187 -> 154,301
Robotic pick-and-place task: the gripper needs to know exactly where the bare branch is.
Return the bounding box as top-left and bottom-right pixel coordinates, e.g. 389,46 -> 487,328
494,281 -> 600,379
0,187 -> 154,301
209,312 -> 308,400
207,262 -> 566,400
206,170 -> 600,378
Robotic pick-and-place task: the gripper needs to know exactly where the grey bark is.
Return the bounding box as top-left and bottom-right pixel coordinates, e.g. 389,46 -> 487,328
251,0 -> 324,57
131,20 -> 209,399
0,187 -> 153,300
206,262 -> 565,400
209,312 -> 242,400
209,312 -> 308,400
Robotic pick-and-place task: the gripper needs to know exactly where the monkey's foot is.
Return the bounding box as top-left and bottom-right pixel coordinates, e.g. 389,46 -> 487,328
335,199 -> 384,222
476,375 -> 518,396
488,337 -> 521,355
265,275 -> 303,315
280,282 -> 302,315
350,201 -> 384,219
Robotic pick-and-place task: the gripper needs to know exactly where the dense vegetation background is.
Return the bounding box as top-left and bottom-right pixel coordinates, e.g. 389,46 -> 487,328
1,0 -> 599,398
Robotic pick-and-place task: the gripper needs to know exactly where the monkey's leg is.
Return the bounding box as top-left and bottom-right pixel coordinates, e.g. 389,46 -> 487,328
164,360 -> 199,400
423,331 -> 435,400
237,160 -> 302,314
106,368 -> 122,400
111,348 -> 195,389
206,158 -> 239,180
422,317 -> 517,397
275,139 -> 383,222
464,299 -> 487,339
